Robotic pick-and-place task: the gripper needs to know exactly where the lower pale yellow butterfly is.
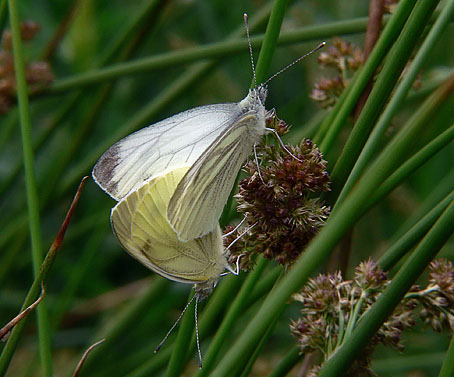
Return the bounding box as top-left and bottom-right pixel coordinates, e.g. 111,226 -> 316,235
110,167 -> 233,297
110,167 -> 237,366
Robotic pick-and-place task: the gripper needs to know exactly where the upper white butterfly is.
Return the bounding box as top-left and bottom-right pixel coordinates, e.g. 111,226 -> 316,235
92,84 -> 268,242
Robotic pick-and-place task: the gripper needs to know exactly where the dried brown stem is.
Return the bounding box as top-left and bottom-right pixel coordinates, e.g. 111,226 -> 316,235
40,0 -> 80,61
354,0 -> 385,119
71,338 -> 106,377
0,283 -> 45,341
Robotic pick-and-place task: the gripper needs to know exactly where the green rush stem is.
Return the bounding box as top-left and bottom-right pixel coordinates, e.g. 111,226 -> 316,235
330,75 -> 454,219
378,190 -> 454,271
0,176 -> 86,375
207,14 -> 448,371
195,257 -> 268,377
0,0 -> 7,30
267,347 -> 301,377
368,125 -> 454,211
253,0 -> 290,85
164,291 -> 196,377
0,93 -> 80,198
313,77 -> 354,147
328,0 -> 440,203
6,0 -> 52,376
318,0 -> 416,155
237,315 -> 280,377
318,200 -> 454,376
336,0 -> 454,207
44,16 -> 376,94
58,5 -> 273,197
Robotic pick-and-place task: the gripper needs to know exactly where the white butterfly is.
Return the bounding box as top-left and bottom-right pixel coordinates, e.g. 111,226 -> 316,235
92,15 -> 324,242
93,85 -> 269,242
110,167 -> 233,297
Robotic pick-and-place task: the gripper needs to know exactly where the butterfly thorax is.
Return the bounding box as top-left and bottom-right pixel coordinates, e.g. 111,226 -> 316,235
237,85 -> 268,144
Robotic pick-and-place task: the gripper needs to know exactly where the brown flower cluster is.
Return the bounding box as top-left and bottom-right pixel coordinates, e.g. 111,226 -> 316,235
0,21 -> 54,113
225,121 -> 330,269
416,258 -> 454,333
290,258 -> 454,376
310,38 -> 363,108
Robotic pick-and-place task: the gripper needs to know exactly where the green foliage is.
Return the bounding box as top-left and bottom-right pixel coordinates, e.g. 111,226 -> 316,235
0,0 -> 452,376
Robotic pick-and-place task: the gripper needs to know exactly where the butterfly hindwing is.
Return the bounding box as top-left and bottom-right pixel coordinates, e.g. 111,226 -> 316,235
111,168 -> 227,284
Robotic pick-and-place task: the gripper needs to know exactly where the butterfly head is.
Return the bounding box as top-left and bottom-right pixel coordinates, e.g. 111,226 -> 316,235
253,84 -> 268,105
241,84 -> 268,110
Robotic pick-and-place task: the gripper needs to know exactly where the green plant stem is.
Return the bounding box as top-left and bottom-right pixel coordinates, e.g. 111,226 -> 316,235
208,33 -> 450,377
318,200 -> 454,376
268,346 -> 301,377
98,0 -> 167,65
328,0 -> 440,202
43,16 -> 375,94
59,6 -> 272,197
125,347 -> 173,377
439,335 -> 454,377
76,277 -> 170,374
318,0 -> 416,155
196,257 -> 268,376
0,109 -> 18,151
164,291 -> 196,377
313,77 -> 354,146
393,169 -> 453,243
237,315 -> 280,377
368,125 -> 454,210
372,352 -> 446,374
0,0 -> 170,264
0,93 -> 80,198
323,75 -> 453,222
125,275 -> 244,377
336,0 -> 454,206
253,0 -> 290,85
0,176 -> 86,375
379,190 -> 454,271
7,0 -> 52,376
249,265 -> 281,302
0,0 -> 7,30
50,222 -> 109,331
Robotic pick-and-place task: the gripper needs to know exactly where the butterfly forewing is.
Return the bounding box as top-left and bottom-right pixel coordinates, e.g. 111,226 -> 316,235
111,168 -> 227,284
93,103 -> 242,201
168,107 -> 266,242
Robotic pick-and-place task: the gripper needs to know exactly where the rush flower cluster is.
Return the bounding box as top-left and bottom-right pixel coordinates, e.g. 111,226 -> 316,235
310,38 -> 363,108
290,258 -> 454,376
225,120 -> 330,269
0,21 -> 54,113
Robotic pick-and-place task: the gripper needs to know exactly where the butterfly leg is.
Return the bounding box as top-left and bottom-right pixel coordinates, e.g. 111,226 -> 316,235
265,127 -> 303,162
253,144 -> 266,184
223,215 -> 248,238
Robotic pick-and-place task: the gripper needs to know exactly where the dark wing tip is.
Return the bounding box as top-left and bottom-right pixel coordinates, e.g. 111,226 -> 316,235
92,144 -> 121,197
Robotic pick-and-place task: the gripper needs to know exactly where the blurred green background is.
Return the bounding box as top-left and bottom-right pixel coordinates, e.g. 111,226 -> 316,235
0,0 -> 452,376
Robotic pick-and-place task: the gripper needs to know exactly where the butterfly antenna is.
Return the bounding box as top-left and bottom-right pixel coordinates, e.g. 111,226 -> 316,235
244,13 -> 257,87
195,296 -> 202,368
222,215 -> 248,238
263,41 -> 326,86
154,294 -> 196,353
254,144 -> 265,184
